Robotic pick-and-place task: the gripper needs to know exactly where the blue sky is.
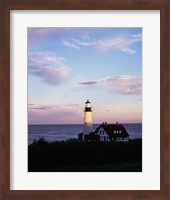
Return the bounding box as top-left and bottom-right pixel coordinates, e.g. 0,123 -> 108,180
28,28 -> 142,124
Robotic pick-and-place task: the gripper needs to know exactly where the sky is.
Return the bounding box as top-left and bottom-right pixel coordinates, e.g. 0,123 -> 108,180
28,28 -> 142,124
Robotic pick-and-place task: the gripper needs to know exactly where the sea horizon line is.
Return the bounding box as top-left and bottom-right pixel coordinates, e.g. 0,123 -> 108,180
28,122 -> 142,125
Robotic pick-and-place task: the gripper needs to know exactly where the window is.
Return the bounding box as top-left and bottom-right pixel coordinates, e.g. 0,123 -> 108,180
100,130 -> 104,135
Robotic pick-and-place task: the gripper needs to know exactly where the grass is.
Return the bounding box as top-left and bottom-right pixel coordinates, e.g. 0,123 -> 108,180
41,161 -> 142,172
28,138 -> 142,172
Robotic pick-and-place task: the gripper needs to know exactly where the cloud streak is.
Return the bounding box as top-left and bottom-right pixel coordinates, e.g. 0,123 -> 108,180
29,106 -> 52,110
78,80 -> 98,85
67,104 -> 79,107
63,34 -> 142,55
28,51 -> 70,85
63,40 -> 80,49
28,104 -> 82,124
103,76 -> 142,95
78,75 -> 142,95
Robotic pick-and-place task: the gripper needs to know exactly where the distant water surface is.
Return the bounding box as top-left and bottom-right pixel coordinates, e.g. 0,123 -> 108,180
28,124 -> 142,145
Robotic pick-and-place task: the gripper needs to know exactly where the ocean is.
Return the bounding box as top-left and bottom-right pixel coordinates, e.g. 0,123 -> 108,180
28,123 -> 142,145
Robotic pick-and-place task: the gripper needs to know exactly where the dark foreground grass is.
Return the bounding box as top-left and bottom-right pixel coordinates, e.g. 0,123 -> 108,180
28,138 -> 142,172
33,161 -> 142,172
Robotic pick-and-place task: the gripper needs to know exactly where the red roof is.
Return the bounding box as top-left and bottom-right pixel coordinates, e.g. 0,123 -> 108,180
99,124 -> 129,138
83,123 -> 129,141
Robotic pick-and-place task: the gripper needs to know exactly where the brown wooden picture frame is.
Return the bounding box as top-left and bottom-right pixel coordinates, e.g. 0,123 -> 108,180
0,0 -> 169,199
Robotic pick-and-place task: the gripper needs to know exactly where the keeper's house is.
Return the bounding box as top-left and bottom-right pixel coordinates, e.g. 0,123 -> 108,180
78,122 -> 129,142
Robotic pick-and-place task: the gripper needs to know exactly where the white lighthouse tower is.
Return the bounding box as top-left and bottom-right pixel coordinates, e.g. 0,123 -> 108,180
84,99 -> 93,135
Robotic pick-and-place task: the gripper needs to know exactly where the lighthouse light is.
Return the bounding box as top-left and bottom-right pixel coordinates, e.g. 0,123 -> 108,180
84,99 -> 93,135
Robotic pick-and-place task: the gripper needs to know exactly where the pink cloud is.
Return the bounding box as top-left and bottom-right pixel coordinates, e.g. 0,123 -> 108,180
78,75 -> 142,95
63,34 -> 142,55
28,51 -> 70,85
28,103 -> 83,124
28,107 -> 83,124
103,76 -> 142,95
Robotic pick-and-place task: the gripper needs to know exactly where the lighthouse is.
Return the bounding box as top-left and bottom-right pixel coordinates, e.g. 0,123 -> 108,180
84,99 -> 93,135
